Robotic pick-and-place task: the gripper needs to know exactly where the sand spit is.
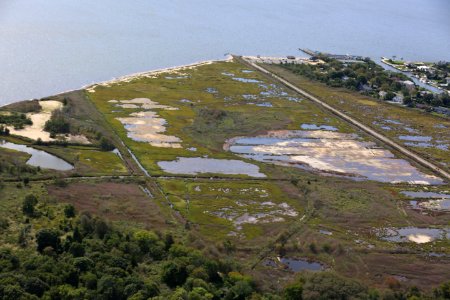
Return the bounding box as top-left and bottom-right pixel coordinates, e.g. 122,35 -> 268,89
86,56 -> 233,93
225,130 -> 442,184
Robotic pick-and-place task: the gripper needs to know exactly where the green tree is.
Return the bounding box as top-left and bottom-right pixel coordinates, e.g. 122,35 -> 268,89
36,229 -> 60,252
22,194 -> 38,217
97,275 -> 123,300
284,282 -> 303,300
162,260 -> 188,288
23,277 -> 49,297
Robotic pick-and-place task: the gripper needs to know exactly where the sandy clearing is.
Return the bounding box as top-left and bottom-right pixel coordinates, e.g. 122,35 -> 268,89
8,101 -> 62,141
8,100 -> 90,143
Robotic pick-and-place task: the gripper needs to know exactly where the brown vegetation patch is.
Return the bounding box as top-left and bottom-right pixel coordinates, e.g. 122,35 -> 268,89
48,181 -> 170,229
358,253 -> 450,289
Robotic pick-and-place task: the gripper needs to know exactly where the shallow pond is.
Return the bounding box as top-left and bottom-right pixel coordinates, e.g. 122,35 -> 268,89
319,229 -> 333,236
165,75 -> 189,80
383,119 -> 403,125
232,77 -> 261,83
399,135 -> 432,142
401,191 -> 450,199
409,199 -> 450,212
404,142 -> 448,151
300,124 -> 338,131
157,157 -> 266,177
114,99 -> 182,148
242,94 -> 258,100
205,87 -> 218,94
226,130 -> 442,184
378,227 -> 450,244
0,140 -> 73,171
255,102 -> 273,107
402,191 -> 450,211
264,257 -> 324,272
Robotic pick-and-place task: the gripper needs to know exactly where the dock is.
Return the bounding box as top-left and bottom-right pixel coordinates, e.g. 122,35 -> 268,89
299,48 -> 365,62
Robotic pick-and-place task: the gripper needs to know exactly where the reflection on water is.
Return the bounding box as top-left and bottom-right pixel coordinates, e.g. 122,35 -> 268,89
264,257 -> 324,272
402,191 -> 450,212
0,140 -> 73,171
157,157 -> 265,177
377,227 -> 450,244
226,130 -> 442,184
113,98 -> 182,148
401,191 -> 450,199
300,123 -> 338,131
399,135 -> 432,142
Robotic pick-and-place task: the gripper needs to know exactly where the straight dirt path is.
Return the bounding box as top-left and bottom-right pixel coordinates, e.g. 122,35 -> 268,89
238,56 -> 450,182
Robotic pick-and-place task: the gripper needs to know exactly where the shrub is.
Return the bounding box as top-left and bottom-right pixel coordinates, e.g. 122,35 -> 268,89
100,137 -> 115,151
64,204 -> 76,218
22,194 -> 38,217
44,111 -> 70,134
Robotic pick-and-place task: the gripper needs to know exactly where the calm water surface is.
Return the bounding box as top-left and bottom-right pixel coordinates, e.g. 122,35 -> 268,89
0,140 -> 73,170
0,0 -> 449,104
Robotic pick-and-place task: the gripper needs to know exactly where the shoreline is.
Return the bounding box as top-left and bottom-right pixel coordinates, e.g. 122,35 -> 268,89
84,55 -> 233,92
1,56 -> 233,108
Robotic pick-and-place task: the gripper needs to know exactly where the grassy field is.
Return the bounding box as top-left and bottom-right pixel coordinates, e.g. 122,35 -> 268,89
87,60 -> 358,177
0,58 -> 448,292
261,63 -> 450,172
157,178 -> 306,242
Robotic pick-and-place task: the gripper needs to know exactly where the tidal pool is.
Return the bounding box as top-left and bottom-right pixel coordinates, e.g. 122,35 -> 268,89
0,140 -> 73,171
383,119 -> 403,125
225,130 -> 442,184
205,87 -> 218,94
232,77 -> 261,83
401,191 -> 450,199
109,98 -> 178,111
165,75 -> 189,80
399,135 -> 432,142
157,157 -> 266,177
221,72 -> 235,76
113,98 -> 182,148
377,227 -> 450,244
117,111 -> 182,148
255,102 -> 273,107
207,200 -> 297,231
319,229 -> 333,236
300,124 -> 338,131
403,142 -> 448,151
401,191 -> 450,211
242,94 -> 258,100
409,200 -> 450,212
